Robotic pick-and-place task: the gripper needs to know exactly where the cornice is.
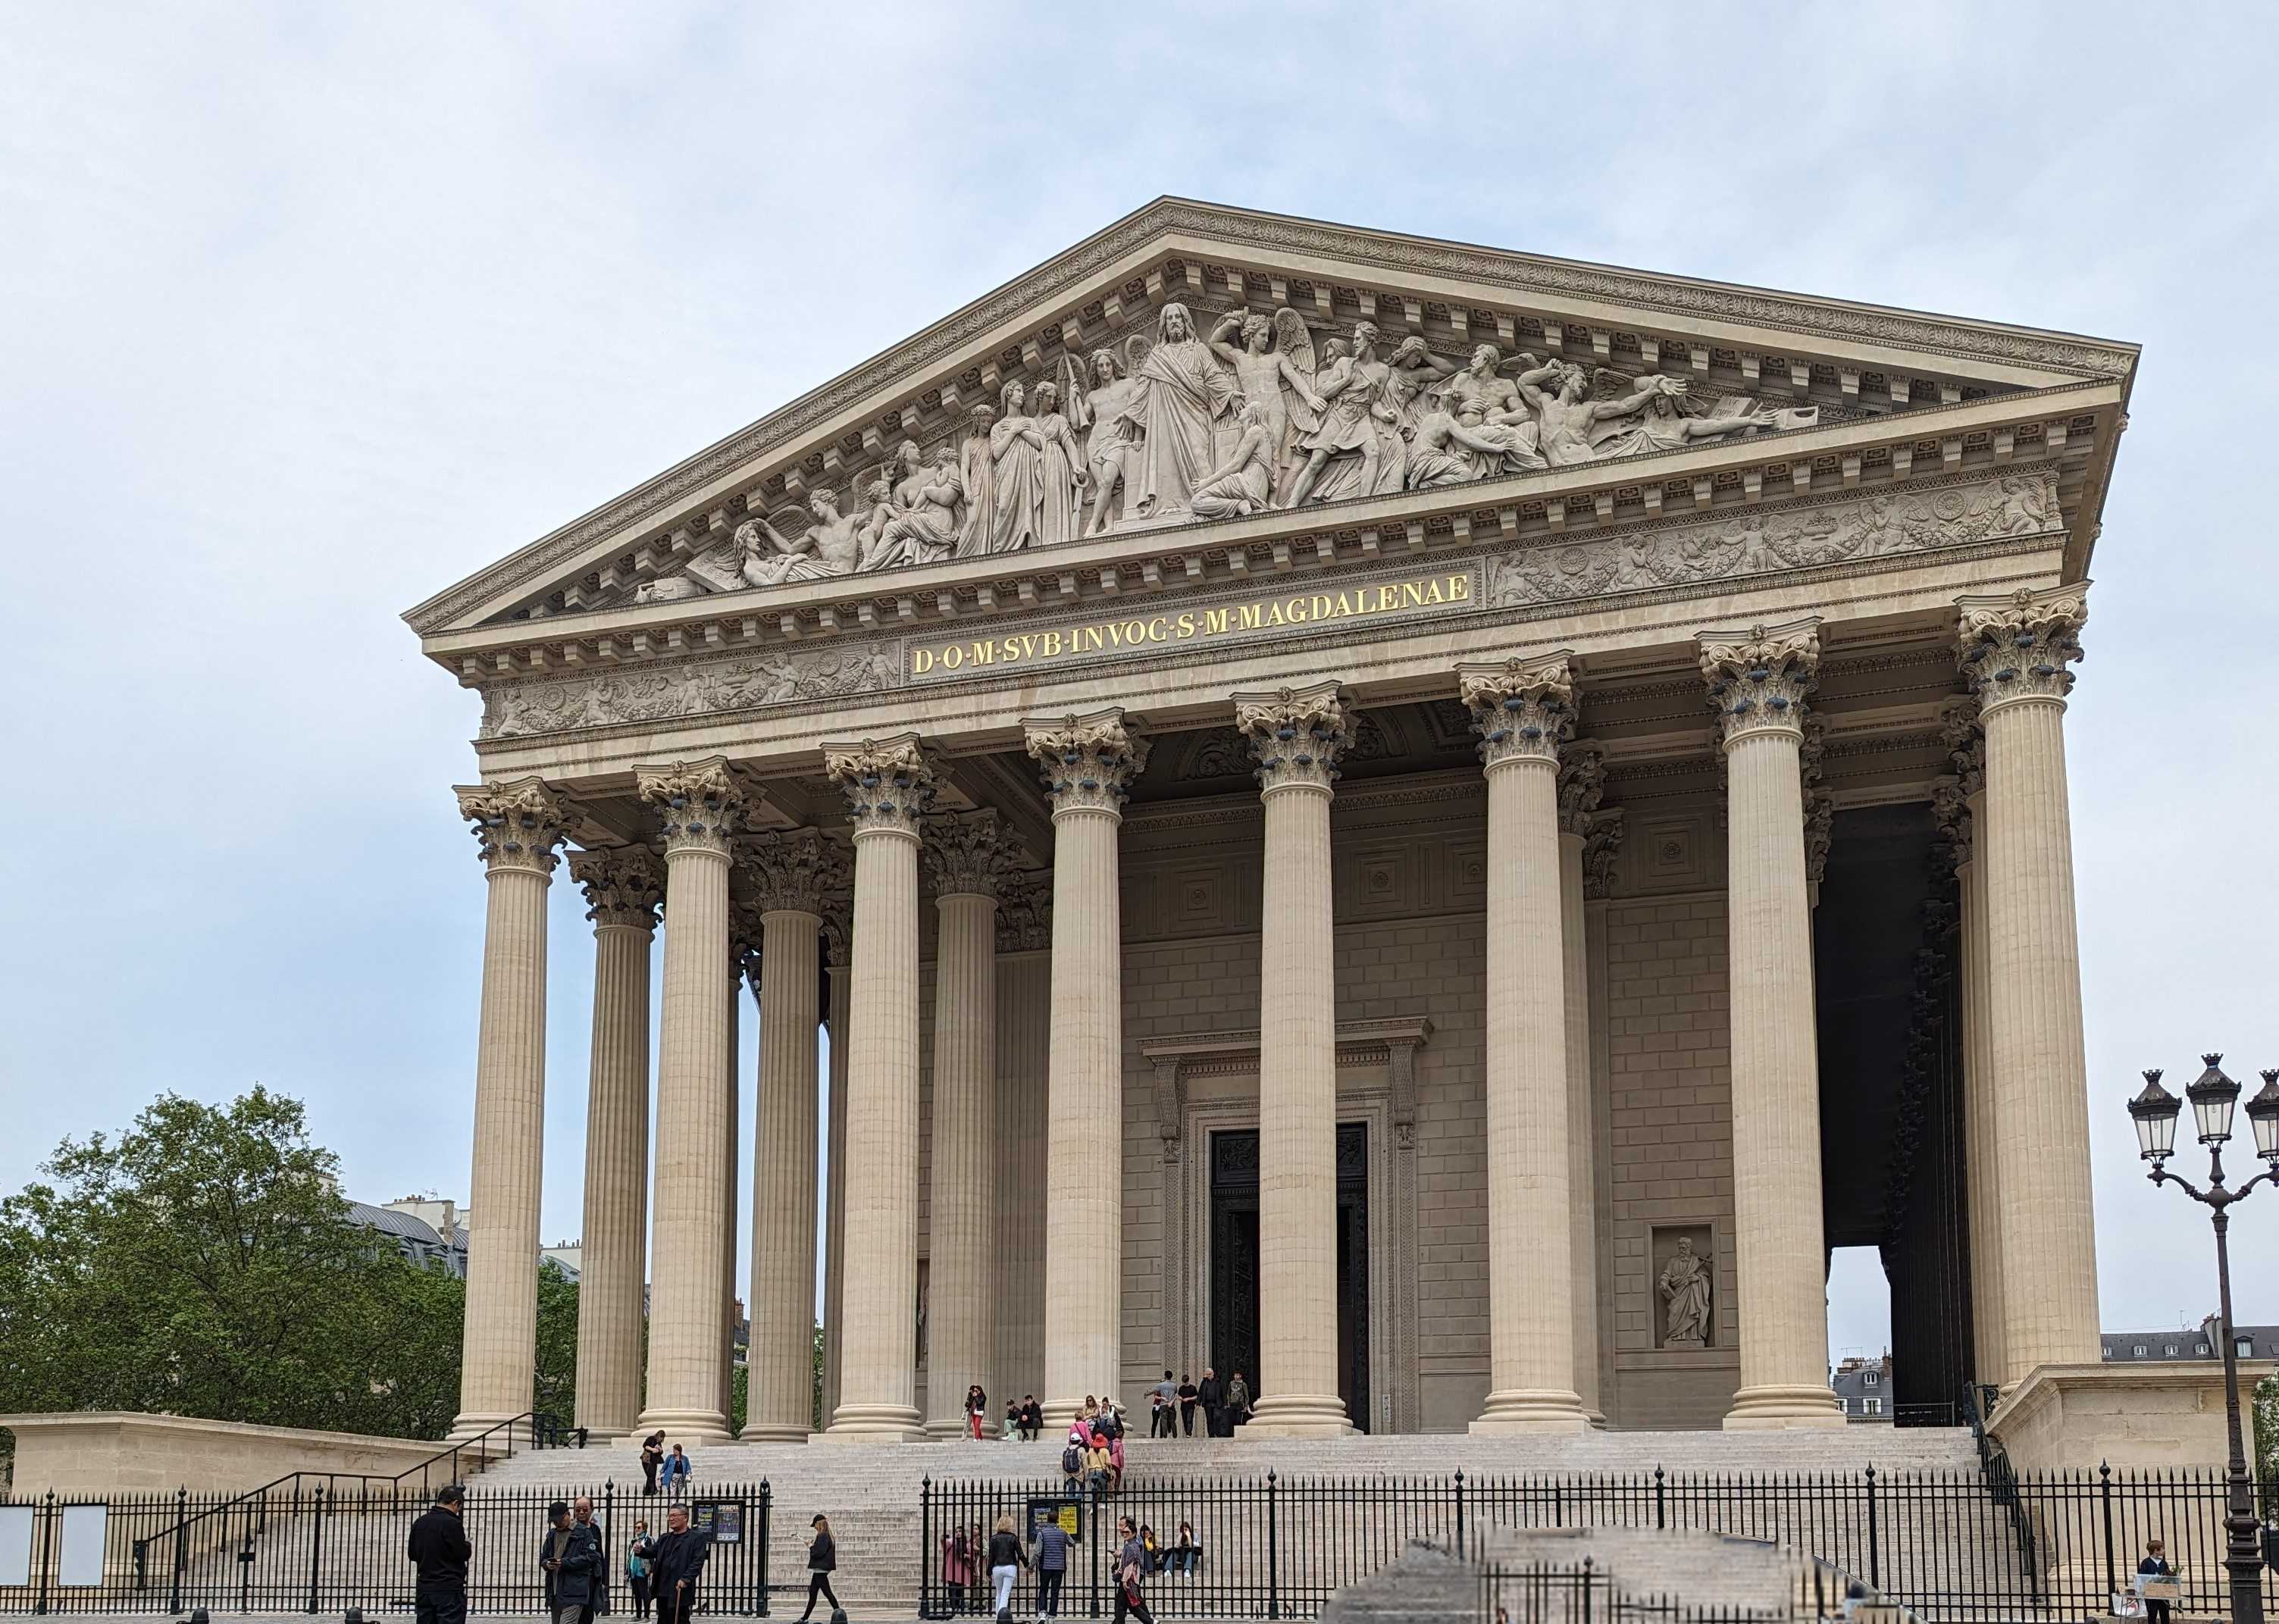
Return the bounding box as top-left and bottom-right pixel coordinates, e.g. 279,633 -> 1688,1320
406,197 -> 2133,639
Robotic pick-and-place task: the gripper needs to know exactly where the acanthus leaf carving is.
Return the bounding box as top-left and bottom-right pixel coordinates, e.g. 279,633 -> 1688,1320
821,734 -> 938,840
921,809 -> 1019,900
1024,708 -> 1149,816
1956,582 -> 2088,712
1698,618 -> 1821,745
568,843 -> 665,929
635,757 -> 749,858
1455,655 -> 1574,769
1582,807 -> 1626,900
455,777 -> 570,875
737,828 -> 849,917
1234,681 -> 1354,794
993,868 -> 1053,955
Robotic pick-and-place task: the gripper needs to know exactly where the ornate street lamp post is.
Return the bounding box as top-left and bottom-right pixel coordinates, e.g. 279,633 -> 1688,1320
2127,1056 -> 2279,1624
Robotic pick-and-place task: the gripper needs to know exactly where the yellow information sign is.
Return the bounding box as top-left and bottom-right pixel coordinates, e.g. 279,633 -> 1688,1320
908,568 -> 1474,681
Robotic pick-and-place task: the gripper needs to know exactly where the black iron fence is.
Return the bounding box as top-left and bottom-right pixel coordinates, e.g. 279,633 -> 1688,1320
0,1479 -> 770,1616
916,1467 -> 2279,1622
1476,1555 -> 1854,1624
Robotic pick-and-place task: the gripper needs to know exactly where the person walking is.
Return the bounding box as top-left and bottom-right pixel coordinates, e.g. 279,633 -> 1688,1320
572,1497 -> 609,1622
1113,1518 -> 1154,1624
1148,1372 -> 1177,1438
625,1519 -> 656,1620
406,1482 -> 471,1624
966,1383 -> 989,1441
795,1513 -> 841,1623
987,1513 -> 1027,1620
640,1433 -> 665,1495
1176,1375 -> 1197,1438
2136,1537 -> 2175,1624
1031,1513 -> 1072,1622
650,1504 -> 709,1624
1225,1371 -> 1252,1432
540,1499 -> 606,1624
1195,1369 -> 1226,1438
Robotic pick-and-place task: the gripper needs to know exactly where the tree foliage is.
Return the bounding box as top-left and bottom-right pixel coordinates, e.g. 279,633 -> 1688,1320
0,1088 -> 476,1439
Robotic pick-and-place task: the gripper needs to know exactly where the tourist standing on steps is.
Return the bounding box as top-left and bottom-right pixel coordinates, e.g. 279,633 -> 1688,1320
1031,1513 -> 1072,1621
650,1504 -> 709,1624
966,1382 -> 989,1440
795,1513 -> 841,1622
540,1499 -> 606,1624
1176,1374 -> 1197,1438
640,1432 -> 665,1495
1225,1371 -> 1252,1432
987,1513 -> 1027,1619
406,1482 -> 471,1624
661,1443 -> 692,1494
1149,1371 -> 1177,1438
1195,1368 -> 1226,1437
625,1519 -> 655,1619
1113,1518 -> 1154,1624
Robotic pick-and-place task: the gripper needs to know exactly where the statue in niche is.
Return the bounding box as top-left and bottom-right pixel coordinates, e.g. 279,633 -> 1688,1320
954,403 -> 997,559
1659,1235 -> 1712,1348
1128,302 -> 1238,524
734,489 -> 865,585
1191,396 -> 1277,518
865,439 -> 964,569
1207,308 -> 1326,505
980,379 -> 1049,554
1062,347 -> 1146,535
1587,372 -> 1811,458
1028,378 -> 1089,546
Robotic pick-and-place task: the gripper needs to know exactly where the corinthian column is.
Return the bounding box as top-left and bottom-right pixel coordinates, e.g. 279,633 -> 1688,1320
634,759 -> 746,1443
1233,681 -> 1355,1437
1958,585 -> 2099,1381
1936,703 -> 2005,1388
1024,708 -> 1148,1430
1698,621 -> 1845,1429
819,903 -> 852,1429
1457,659 -> 1589,1434
819,734 -> 937,1441
922,811 -> 1013,1437
738,831 -> 844,1441
568,844 -> 664,1440
1557,743 -> 1606,1427
449,779 -> 568,1439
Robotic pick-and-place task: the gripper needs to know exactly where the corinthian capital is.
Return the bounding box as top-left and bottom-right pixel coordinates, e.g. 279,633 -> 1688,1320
822,733 -> 938,838
1930,775 -> 1972,869
1582,808 -> 1626,900
1698,618 -> 1820,744
1939,696 -> 1985,800
636,757 -> 748,858
569,843 -> 665,929
994,868 -> 1053,953
1456,654 -> 1576,771
1234,681 -> 1354,795
739,828 -> 847,916
923,809 -> 1017,900
1956,584 -> 2088,713
1024,707 -> 1150,817
455,778 -> 569,875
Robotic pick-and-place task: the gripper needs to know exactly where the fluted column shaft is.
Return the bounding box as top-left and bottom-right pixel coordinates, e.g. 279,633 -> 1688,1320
1460,660 -> 1587,1434
1961,586 -> 2098,1381
821,735 -> 935,1440
747,905 -> 823,1439
820,922 -> 852,1428
992,897 -> 1053,1410
569,846 -> 662,1439
451,780 -> 567,1439
1233,683 -> 1353,1437
1026,710 -> 1147,1428
635,760 -> 744,1442
925,868 -> 1000,1435
1560,828 -> 1601,1424
1701,624 -> 1845,1430
721,972 -> 743,1427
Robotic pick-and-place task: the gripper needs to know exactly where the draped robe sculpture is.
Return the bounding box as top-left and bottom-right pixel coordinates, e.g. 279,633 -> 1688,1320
1129,302 -> 1237,524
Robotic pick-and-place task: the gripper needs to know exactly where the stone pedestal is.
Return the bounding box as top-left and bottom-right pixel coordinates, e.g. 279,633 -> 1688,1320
1989,1361 -> 2275,1473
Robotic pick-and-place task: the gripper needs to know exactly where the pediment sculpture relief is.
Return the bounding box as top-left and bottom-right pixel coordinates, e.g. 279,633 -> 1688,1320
624,299 -> 1845,607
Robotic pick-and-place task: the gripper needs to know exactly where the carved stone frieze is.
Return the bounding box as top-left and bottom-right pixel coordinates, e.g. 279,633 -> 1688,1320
738,828 -> 847,917
1455,655 -> 1575,770
1956,582 -> 2089,712
1582,808 -> 1626,900
821,734 -> 938,839
994,868 -> 1053,954
482,643 -> 897,741
636,757 -> 748,858
922,809 -> 1018,899
1235,681 -> 1354,794
569,843 -> 665,928
1698,619 -> 1821,745
455,778 -> 569,875
1024,708 -> 1149,816
414,200 -> 2118,636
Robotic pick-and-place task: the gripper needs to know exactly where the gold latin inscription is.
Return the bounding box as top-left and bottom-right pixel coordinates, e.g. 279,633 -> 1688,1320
908,571 -> 1473,678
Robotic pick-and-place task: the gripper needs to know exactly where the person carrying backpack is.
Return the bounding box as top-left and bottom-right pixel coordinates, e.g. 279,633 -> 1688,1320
1060,1428 -> 1087,1490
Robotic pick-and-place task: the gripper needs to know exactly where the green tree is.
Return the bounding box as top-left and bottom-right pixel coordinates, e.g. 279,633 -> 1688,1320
533,1260 -> 580,1425
0,1087 -> 465,1438
2256,1369 -> 2277,1514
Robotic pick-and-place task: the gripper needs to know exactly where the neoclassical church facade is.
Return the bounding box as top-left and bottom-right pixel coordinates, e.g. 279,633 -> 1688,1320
409,201 -> 2133,1440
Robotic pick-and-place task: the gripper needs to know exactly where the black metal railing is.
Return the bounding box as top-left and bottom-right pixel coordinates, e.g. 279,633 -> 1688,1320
916,1468 -> 2279,1622
1476,1554 -> 1854,1624
0,1475 -> 767,1616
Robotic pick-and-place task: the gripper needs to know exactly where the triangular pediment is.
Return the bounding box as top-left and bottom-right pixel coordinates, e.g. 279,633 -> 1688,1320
407,199 -> 2135,645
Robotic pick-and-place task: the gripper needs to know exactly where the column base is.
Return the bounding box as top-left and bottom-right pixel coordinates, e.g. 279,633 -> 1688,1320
819,1402 -> 928,1443
447,1410 -> 523,1444
1722,1383 -> 1849,1430
737,1423 -> 812,1444
1244,1393 -> 1352,1438
1040,1398 -> 1100,1434
922,1419 -> 1000,1441
1471,1389 -> 1591,1435
633,1407 -> 734,1444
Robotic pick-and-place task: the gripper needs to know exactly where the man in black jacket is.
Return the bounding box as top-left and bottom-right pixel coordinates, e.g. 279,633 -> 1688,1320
406,1484 -> 471,1624
1194,1368 -> 1226,1438
541,1500 -> 607,1624
650,1504 -> 709,1624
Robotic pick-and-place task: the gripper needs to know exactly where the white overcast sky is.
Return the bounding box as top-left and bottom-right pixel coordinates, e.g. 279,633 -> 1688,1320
4,3 -> 2275,1367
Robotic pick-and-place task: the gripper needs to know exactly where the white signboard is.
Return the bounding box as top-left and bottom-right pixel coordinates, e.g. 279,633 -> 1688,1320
58,1505 -> 107,1587
0,1506 -> 33,1588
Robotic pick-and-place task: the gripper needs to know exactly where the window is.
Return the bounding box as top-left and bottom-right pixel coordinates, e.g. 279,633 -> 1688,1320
2102,1345 -> 2115,1360
2165,1344 -> 2178,1357
2196,1341 -> 2210,1355
1864,1370 -> 1878,1385
1865,1398 -> 1882,1415
1840,1397 -> 1852,1414
2134,1344 -> 2147,1357
2238,1338 -> 2254,1357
